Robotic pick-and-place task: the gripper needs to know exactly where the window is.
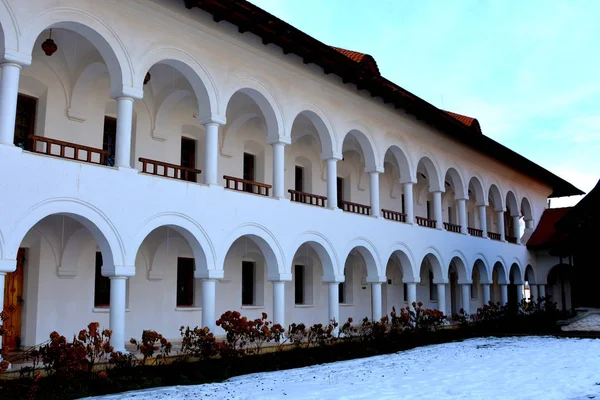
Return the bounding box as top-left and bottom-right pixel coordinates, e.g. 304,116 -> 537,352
15,94 -> 37,150
337,177 -> 344,208
177,258 -> 195,307
295,166 -> 304,192
448,206 -> 453,224
338,281 -> 346,304
429,270 -> 437,301
471,269 -> 479,300
294,264 -> 304,304
426,201 -> 431,219
180,138 -> 197,182
94,252 -> 110,307
403,283 -> 408,302
103,117 -> 117,166
243,153 -> 256,193
242,261 -> 255,305
401,194 -> 405,214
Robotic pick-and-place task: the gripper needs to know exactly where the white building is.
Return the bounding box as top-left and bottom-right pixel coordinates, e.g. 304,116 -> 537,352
0,0 -> 582,352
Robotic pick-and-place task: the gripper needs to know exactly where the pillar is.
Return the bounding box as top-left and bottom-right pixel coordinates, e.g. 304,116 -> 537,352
500,284 -> 508,305
436,284 -> 446,315
201,279 -> 216,332
516,284 -> 524,304
203,122 -> 220,185
538,284 -> 546,300
496,210 -> 505,241
432,190 -> 443,229
457,198 -> 467,234
115,97 -> 134,168
326,158 -> 339,209
460,284 -> 471,315
272,281 -> 285,328
0,63 -> 22,145
530,284 -> 539,302
109,276 -> 128,352
272,142 -> 285,198
371,282 -> 382,321
0,272 -> 5,353
406,282 -> 417,307
512,215 -> 521,243
327,282 -> 339,325
478,205 -> 488,238
482,284 -> 491,305
403,182 -> 414,224
369,172 -> 380,217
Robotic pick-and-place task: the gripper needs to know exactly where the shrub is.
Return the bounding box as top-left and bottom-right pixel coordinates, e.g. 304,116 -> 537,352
130,330 -> 172,365
306,321 -> 338,347
287,323 -> 308,348
472,301 -> 508,322
399,302 -> 447,332
179,326 -> 218,360
27,331 -> 88,378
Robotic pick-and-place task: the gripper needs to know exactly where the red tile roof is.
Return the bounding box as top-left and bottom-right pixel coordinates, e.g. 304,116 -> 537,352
527,207 -> 572,248
331,46 -> 381,76
444,111 -> 482,134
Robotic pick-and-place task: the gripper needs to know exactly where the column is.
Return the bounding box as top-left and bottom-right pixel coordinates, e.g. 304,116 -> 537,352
436,284 -> 446,315
0,63 -> 22,145
272,142 -> 285,198
272,281 -> 285,328
512,215 -> 521,244
530,284 -> 539,302
497,210 -> 505,241
371,282 -> 382,321
201,279 -> 216,332
525,219 -> 534,230
406,282 -> 417,307
460,284 -> 471,315
500,284 -> 508,305
115,97 -> 134,168
0,272 -> 5,354
482,284 -> 491,305
327,282 -> 340,325
478,205 -> 488,238
538,284 -> 546,300
203,122 -> 220,185
402,182 -> 414,224
516,284 -> 524,304
369,171 -> 380,217
326,158 -> 338,209
109,276 -> 128,352
432,190 -> 443,230
457,198 -> 467,234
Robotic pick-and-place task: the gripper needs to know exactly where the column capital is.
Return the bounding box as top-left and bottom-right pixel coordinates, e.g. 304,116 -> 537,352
0,259 -> 17,273
267,272 -> 292,282
102,265 -> 135,278
1,51 -> 32,67
366,275 -> 387,284
430,188 -> 445,194
455,196 -> 469,202
433,278 -> 449,285
457,279 -> 473,285
323,274 -> 345,284
399,178 -> 417,185
198,115 -> 227,126
194,269 -> 224,280
267,137 -> 292,146
477,202 -> 489,208
111,86 -> 143,101
365,166 -> 385,174
321,152 -> 343,161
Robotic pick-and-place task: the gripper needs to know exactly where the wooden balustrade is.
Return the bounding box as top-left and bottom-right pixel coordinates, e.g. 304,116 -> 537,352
288,189 -> 327,207
139,157 -> 201,182
381,209 -> 406,223
506,235 -> 518,244
443,222 -> 461,233
415,216 -> 437,228
468,227 -> 483,237
29,135 -> 108,165
488,232 -> 501,241
223,175 -> 272,196
340,200 -> 371,215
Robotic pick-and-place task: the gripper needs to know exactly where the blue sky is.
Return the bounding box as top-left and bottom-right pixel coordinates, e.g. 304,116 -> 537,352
251,0 -> 600,206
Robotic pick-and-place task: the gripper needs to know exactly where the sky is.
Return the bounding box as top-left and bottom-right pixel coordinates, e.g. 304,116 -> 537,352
250,0 -> 600,207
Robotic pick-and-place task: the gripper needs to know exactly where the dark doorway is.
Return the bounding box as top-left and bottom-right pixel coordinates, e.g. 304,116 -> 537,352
295,166 -> 304,192
243,152 -> 256,193
241,261 -> 255,305
180,137 -> 197,182
103,117 -> 117,166
14,94 -> 37,150
94,252 -> 110,307
177,257 -> 195,306
295,264 -> 304,305
337,177 -> 344,208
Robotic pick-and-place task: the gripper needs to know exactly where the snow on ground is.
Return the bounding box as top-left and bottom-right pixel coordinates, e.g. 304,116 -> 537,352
88,336 -> 600,400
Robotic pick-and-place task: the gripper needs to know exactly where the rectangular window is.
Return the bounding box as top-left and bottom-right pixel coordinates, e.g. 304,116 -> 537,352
176,257 -> 195,307
242,261 -> 255,306
403,283 -> 408,302
426,201 -> 431,219
180,137 -> 197,182
94,252 -> 111,307
103,117 -> 117,166
401,194 -> 405,214
295,166 -> 304,192
338,281 -> 345,304
14,94 -> 37,151
243,152 -> 256,193
470,284 -> 476,300
448,206 -> 453,224
337,177 -> 344,208
294,264 -> 304,305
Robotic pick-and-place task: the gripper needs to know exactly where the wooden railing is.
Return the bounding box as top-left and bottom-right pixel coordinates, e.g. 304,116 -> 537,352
288,189 -> 327,207
139,157 -> 201,182
381,209 -> 406,223
416,216 -> 437,228
29,135 -> 108,165
340,200 -> 371,215
506,235 -> 518,244
444,222 -> 461,233
468,227 -> 483,237
488,232 -> 501,241
223,175 -> 272,196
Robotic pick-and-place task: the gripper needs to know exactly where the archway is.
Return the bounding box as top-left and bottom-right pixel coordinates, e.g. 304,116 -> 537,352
381,145 -> 412,218
487,184 -> 504,239
341,244 -> 380,321
415,157 -> 443,227
547,264 -> 572,312
383,248 -> 415,315
467,176 -> 486,235
508,263 -> 523,311
491,261 -> 508,304
418,252 -> 445,312
443,168 -> 467,231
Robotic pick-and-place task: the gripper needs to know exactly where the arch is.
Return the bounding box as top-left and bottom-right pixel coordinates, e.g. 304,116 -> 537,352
384,143 -> 414,183
68,61 -> 109,121
492,260 -> 508,284
221,112 -> 260,157
153,89 -> 194,138
521,196 -> 533,221
289,105 -> 336,158
468,176 -> 487,205
448,251 -> 470,283
509,262 -> 524,285
288,232 -> 339,282
383,242 -> 417,283
220,223 -> 286,281
129,212 -> 216,276
419,248 -> 446,283
340,127 -> 380,172
22,9 -> 135,98
137,50 -> 221,122
525,264 -> 536,285
506,190 -> 519,216
0,1 -> 20,60
222,79 -> 285,143
416,156 -> 443,192
342,238 -> 382,279
58,227 -> 93,278
444,167 -> 467,199
8,199 -> 125,269
488,183 -> 504,211
472,257 -> 491,284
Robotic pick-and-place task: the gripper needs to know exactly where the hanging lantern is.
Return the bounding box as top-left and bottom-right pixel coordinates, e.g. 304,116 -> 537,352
144,72 -> 151,85
41,29 -> 57,56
